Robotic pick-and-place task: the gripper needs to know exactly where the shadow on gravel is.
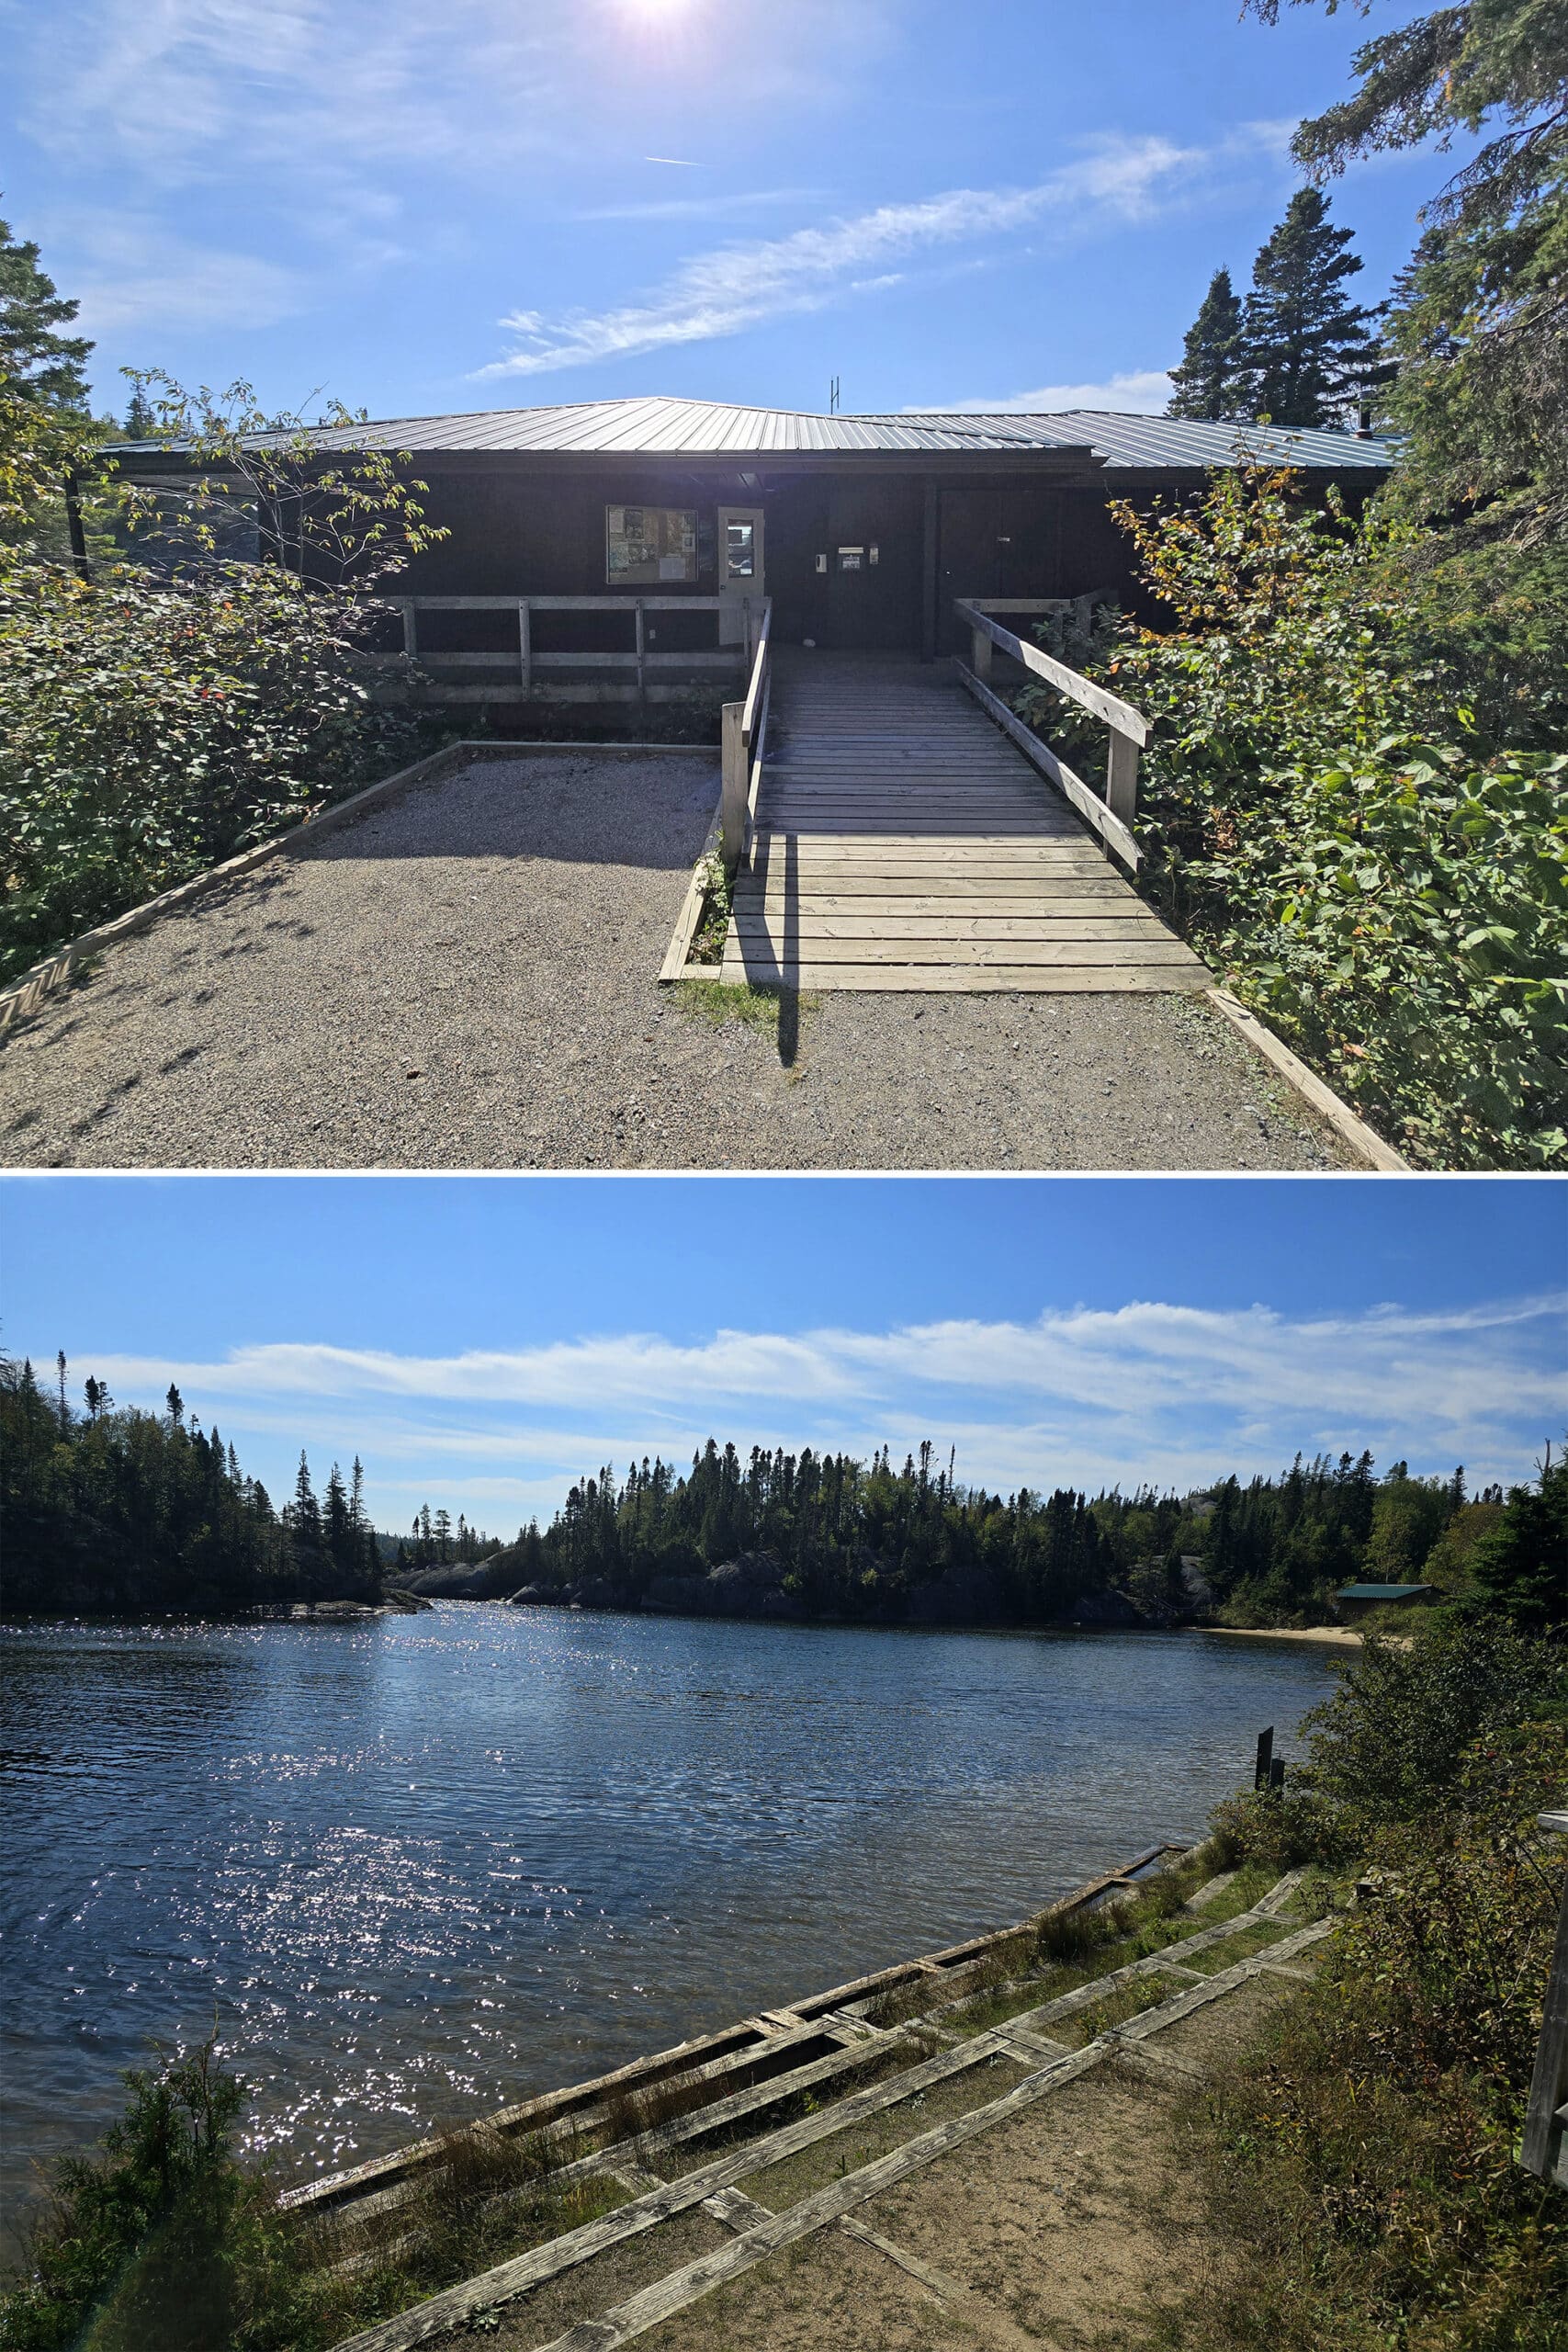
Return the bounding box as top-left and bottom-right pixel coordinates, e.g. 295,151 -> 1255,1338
289,755 -> 719,875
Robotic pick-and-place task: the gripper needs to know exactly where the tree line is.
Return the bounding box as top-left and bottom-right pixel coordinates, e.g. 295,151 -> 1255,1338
1,1351 -> 384,1613
498,1435 -> 1562,1633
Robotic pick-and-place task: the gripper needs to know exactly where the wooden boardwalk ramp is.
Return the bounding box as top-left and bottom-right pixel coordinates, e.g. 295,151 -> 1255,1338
723,650 -> 1209,993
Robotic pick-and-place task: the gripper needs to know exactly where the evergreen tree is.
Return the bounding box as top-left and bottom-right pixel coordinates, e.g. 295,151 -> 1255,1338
1240,188 -> 1376,425
1246,0 -> 1568,555
1168,266 -> 1247,419
291,1453 -> 321,1551
0,219 -> 93,410
322,1462 -> 352,1577
1467,1450 -> 1568,1633
123,386 -> 157,439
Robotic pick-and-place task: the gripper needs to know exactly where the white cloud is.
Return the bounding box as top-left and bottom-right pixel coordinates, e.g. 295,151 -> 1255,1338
914,368 -> 1176,416
479,138 -> 1205,379
23,1 -> 892,190
73,1290 -> 1565,1507
58,219 -> 312,335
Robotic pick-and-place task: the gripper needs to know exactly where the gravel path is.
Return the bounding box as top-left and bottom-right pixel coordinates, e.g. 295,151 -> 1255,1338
0,754 -> 1346,1170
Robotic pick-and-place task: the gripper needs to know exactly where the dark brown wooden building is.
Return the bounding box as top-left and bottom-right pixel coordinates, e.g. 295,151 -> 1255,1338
118,396 -> 1393,704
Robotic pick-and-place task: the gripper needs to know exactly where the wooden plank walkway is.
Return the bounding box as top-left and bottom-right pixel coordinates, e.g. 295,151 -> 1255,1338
723,650 -> 1209,993
324,1865 -> 1331,2352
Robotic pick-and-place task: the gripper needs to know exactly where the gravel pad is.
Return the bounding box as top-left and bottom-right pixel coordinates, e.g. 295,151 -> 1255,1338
0,754 -> 1345,1170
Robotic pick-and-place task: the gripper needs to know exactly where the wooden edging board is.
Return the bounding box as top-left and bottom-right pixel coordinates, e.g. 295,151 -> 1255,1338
1202,986 -> 1408,1171
282,1843 -> 1182,2221
0,738 -> 716,1042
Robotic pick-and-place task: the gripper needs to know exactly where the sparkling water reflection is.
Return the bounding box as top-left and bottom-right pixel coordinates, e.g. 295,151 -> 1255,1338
0,1605 -> 1337,2226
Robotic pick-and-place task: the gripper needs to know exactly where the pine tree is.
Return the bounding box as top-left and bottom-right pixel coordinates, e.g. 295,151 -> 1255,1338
0,219 -> 93,409
1167,267 -> 1247,420
123,385 -> 157,439
1240,188 -> 1376,426
323,1462 -> 352,1574
291,1453 -> 321,1546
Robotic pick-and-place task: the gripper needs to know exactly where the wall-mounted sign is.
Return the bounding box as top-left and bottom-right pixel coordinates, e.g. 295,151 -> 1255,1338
838,546 -> 864,571
606,504 -> 698,585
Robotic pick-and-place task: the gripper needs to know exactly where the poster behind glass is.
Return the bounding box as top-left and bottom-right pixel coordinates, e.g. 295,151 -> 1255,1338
606,505 -> 699,585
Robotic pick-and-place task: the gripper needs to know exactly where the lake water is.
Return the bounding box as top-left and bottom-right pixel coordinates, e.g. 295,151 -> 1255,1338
0,1605 -> 1338,2228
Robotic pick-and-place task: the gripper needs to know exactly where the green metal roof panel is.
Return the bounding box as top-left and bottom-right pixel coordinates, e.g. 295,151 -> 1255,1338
111,395 -> 1394,469
1336,1583 -> 1437,1600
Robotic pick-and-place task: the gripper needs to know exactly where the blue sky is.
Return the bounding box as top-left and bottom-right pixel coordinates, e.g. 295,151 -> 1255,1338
4,1178 -> 1562,1538
6,0 -> 1465,424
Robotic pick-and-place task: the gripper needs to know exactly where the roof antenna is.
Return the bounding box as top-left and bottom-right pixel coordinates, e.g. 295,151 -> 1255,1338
829,376 -> 840,416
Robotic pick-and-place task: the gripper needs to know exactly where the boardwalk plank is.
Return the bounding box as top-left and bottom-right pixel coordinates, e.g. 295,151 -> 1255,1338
726,651 -> 1205,994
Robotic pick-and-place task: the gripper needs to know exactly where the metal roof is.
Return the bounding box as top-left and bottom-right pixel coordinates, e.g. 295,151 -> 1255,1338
115,396 -> 1393,469
1336,1584 -> 1437,1600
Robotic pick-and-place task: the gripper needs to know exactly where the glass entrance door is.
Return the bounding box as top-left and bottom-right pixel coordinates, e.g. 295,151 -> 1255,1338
716,506 -> 765,646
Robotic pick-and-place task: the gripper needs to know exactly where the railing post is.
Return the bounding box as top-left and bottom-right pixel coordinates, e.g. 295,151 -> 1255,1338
721,701 -> 748,875
1106,729 -> 1139,827
635,600 -> 647,698
970,620 -> 993,683
517,599 -> 531,699
400,600 -> 418,666
1521,1810 -> 1568,2186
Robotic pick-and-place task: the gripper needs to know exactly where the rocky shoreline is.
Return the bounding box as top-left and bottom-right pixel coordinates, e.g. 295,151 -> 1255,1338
391,1545 -> 1207,1633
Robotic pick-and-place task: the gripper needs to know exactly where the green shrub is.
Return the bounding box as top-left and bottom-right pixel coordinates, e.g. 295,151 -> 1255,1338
1020,468 -> 1568,1170
1302,1620 -> 1568,1832
0,378 -> 448,987
1187,736 -> 1566,1168
0,559 -> 432,981
1159,1725 -> 1568,2352
0,2037 -> 245,2351
1208,1784 -> 1342,1871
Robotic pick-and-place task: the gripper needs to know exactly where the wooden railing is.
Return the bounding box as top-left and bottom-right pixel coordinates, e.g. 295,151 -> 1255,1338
378,594 -> 750,702
952,597 -> 1147,869
721,598 -> 773,874
1522,1808 -> 1568,2188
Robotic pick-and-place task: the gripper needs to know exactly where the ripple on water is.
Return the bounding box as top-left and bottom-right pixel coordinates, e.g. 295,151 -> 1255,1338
0,1606 -> 1337,2227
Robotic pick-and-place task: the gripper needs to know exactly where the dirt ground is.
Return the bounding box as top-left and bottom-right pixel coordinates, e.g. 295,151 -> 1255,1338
582,1983 -> 1290,2352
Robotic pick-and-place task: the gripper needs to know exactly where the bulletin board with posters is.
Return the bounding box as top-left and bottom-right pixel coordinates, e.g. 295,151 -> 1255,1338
604,504 -> 699,586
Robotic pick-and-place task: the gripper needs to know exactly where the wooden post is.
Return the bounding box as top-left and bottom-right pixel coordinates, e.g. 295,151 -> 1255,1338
721,701 -> 748,875
1521,1812 -> 1568,2186
65,476 -> 90,581
518,600 -> 532,699
1269,1757 -> 1287,1794
970,622 -> 994,684
635,600 -> 647,698
1106,729 -> 1139,827
400,601 -> 418,666
920,479 -> 939,663
1254,1729 -> 1274,1792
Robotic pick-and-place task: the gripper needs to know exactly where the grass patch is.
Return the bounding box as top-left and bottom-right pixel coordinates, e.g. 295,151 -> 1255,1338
1178,1921 -> 1293,1977
671,978 -> 791,1041
737,2052 -> 1031,2213
867,1852 -> 1263,2041
654,2046 -> 911,2181
1058,1973 -> 1188,2048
